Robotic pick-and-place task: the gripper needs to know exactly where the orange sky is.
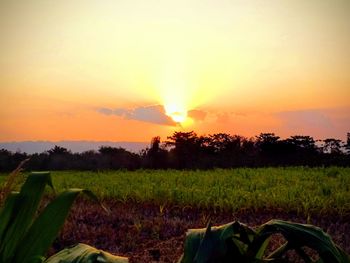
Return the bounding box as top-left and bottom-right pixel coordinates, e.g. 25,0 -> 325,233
1,0 -> 349,142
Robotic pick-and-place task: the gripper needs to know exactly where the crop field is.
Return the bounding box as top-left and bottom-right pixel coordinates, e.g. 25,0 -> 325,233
1,167 -> 349,262
2,167 -> 348,214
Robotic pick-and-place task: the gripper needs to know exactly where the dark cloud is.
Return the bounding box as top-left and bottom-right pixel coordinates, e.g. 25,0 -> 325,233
97,105 -> 176,126
188,109 -> 207,121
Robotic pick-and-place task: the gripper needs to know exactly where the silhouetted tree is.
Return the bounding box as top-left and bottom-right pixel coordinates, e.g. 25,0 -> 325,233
323,138 -> 342,154
47,146 -> 71,155
165,131 -> 201,168
346,133 -> 350,154
46,146 -> 72,170
0,149 -> 27,171
1,131 -> 349,171
287,135 -> 316,149
143,136 -> 168,169
98,146 -> 140,170
255,133 -> 281,165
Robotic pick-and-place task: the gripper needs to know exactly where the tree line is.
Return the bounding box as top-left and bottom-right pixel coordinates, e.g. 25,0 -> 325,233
0,132 -> 349,171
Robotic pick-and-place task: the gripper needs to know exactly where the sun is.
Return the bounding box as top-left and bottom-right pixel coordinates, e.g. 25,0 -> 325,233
164,104 -> 188,123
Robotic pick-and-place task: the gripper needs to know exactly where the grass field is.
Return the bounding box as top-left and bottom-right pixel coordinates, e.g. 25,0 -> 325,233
2,167 -> 349,215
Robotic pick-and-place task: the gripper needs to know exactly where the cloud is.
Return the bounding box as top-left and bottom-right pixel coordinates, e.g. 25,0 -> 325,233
97,105 -> 176,126
188,109 -> 207,121
215,112 -> 231,123
276,109 -> 333,130
275,108 -> 350,139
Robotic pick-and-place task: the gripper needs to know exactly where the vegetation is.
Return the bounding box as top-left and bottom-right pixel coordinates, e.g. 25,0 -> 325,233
1,132 -> 350,171
0,170 -> 128,263
180,220 -> 350,262
1,167 -> 349,215
0,165 -> 349,262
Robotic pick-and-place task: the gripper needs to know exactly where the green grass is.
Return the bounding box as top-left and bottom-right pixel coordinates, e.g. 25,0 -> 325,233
1,167 -> 349,214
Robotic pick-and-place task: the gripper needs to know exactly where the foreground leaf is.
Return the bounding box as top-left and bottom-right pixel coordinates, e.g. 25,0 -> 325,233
45,243 -> 128,263
259,220 -> 350,263
180,221 -> 254,263
14,189 -> 98,263
0,172 -> 53,262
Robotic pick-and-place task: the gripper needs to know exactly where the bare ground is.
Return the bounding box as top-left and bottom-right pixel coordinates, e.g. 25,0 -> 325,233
51,199 -> 350,262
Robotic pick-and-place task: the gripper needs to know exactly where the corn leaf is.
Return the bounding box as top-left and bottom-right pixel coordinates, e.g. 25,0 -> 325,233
258,220 -> 350,263
14,189 -> 97,263
180,222 -> 250,263
179,228 -> 205,263
0,192 -> 20,242
0,172 -> 52,262
44,243 -> 128,263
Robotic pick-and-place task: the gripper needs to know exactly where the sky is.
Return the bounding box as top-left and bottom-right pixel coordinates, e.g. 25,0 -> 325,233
1,0 -> 349,142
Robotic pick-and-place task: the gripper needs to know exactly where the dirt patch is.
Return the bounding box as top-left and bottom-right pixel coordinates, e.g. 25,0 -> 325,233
51,198 -> 350,262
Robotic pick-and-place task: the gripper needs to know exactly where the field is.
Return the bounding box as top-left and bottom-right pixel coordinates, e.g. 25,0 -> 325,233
26,167 -> 350,214
1,167 -> 349,262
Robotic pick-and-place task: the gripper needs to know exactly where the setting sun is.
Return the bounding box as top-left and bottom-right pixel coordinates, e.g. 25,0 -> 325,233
164,104 -> 188,123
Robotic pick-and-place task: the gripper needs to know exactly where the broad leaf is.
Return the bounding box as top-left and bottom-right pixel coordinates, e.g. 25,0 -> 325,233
258,220 -> 350,263
0,192 -> 20,242
14,189 -> 97,263
0,172 -> 52,262
45,243 -> 128,263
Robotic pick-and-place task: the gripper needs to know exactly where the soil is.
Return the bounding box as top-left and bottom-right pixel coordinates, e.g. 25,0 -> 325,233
51,198 -> 350,262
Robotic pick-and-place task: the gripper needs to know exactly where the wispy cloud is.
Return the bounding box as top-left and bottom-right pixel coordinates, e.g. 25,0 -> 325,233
275,108 -> 350,139
276,109 -> 333,130
97,105 -> 176,126
188,109 -> 207,121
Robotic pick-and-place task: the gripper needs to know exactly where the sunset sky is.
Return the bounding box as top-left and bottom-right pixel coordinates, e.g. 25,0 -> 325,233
1,0 -> 349,142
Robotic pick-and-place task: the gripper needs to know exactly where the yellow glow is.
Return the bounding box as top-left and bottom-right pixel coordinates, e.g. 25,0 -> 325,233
164,103 -> 188,123
1,1 -> 350,142
157,54 -> 208,125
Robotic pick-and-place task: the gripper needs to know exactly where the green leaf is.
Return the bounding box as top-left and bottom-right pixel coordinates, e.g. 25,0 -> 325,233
254,237 -> 271,259
179,228 -> 206,263
258,220 -> 350,263
14,189 -> 96,263
44,243 -> 128,263
0,192 -> 20,242
0,172 -> 52,262
180,221 -> 252,263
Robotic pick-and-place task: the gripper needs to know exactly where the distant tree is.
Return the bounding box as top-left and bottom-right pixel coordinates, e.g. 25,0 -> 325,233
143,136 -> 168,169
206,133 -> 249,167
255,133 -> 281,165
165,131 -> 201,168
150,136 -> 161,153
256,133 -> 280,145
47,145 -> 71,155
285,135 -> 318,165
47,146 -> 71,170
0,149 -> 13,171
98,146 -> 126,155
287,135 -> 316,149
98,146 -> 140,170
323,138 -> 342,154
208,133 -> 237,153
346,132 -> 350,154
2,131 -> 349,170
